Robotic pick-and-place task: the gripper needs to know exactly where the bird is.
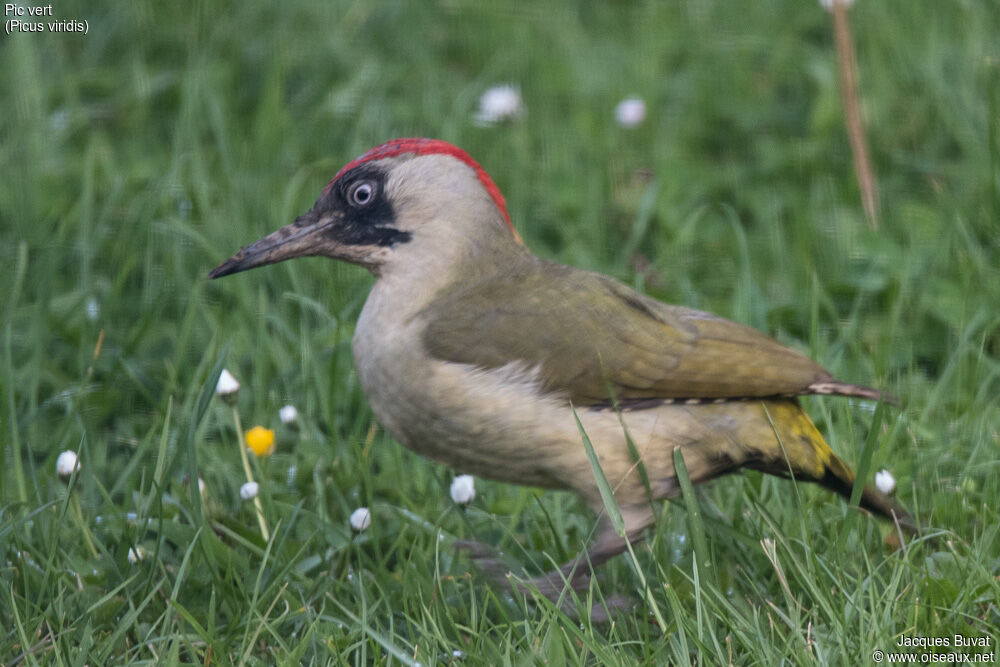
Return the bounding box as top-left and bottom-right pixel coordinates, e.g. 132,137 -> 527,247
209,138 -> 913,608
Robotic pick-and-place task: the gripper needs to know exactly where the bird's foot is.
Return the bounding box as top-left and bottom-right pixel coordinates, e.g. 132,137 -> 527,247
455,507 -> 654,622
454,537 -> 633,622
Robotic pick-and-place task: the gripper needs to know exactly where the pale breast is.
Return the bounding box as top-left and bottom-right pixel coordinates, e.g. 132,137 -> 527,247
350,278 -> 758,504
355,313 -> 574,488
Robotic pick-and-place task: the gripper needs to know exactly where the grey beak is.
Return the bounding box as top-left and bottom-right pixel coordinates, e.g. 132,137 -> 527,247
208,214 -> 331,279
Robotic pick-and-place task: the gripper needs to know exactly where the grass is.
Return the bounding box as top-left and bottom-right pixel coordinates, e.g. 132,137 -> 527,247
2,0 -> 999,663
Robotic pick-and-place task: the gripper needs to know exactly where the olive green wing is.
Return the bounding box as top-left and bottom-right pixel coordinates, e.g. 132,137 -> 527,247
420,260 -> 852,405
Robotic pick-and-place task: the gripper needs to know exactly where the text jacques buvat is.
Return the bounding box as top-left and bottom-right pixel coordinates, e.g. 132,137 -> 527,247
6,4 -> 88,34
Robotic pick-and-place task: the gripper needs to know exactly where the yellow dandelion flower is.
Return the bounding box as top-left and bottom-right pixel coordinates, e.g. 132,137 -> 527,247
245,426 -> 275,457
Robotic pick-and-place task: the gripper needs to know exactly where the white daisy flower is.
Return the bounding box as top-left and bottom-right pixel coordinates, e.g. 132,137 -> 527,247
614,97 -> 647,128
450,475 -> 476,505
278,404 -> 298,424
216,369 -> 240,398
819,0 -> 855,10
56,450 -> 80,477
240,481 -> 259,501
474,85 -> 523,125
874,469 -> 896,495
85,297 -> 100,321
349,507 -> 371,532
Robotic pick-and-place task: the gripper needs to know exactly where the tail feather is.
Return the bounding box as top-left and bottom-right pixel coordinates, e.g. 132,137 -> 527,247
807,381 -> 899,406
820,454 -> 918,533
749,400 -> 917,533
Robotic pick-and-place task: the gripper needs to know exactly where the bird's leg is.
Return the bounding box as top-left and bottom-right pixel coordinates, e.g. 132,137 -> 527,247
457,504 -> 654,619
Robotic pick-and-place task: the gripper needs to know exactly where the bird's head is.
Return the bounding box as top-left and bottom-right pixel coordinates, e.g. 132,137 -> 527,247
209,138 -> 522,280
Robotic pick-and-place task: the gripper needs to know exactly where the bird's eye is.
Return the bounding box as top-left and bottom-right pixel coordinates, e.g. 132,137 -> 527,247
348,180 -> 376,207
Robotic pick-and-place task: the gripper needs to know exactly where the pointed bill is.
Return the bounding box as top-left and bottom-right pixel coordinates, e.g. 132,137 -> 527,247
208,211 -> 334,279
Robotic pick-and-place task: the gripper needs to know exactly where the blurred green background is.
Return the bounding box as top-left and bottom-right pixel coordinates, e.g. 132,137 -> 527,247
1,0 -> 998,663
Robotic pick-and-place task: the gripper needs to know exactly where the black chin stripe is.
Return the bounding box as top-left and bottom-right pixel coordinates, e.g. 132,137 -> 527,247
333,225 -> 412,247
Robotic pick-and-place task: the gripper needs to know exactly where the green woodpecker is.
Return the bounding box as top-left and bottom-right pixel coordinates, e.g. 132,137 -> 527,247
210,138 -> 912,600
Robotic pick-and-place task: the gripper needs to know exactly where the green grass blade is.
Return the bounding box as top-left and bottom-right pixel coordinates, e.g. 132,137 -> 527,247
673,448 -> 712,580
573,406 -> 624,537
850,400 -> 886,509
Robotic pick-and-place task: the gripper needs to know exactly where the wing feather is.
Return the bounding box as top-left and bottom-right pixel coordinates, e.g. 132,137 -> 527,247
420,258 -> 848,405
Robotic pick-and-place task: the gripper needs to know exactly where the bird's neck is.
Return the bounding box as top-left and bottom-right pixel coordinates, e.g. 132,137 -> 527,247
372,228 -> 532,318
353,228 -> 530,412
